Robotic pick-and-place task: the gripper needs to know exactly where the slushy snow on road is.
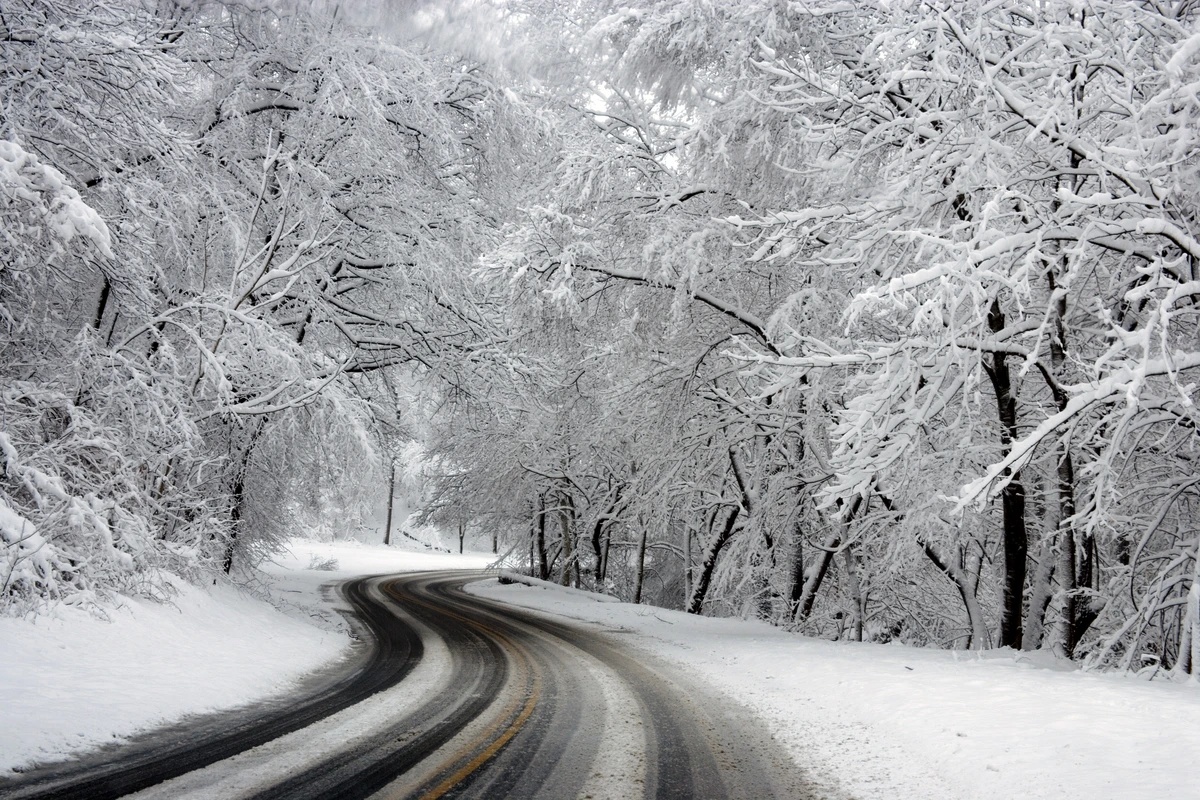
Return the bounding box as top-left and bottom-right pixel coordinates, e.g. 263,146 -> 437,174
0,539 -> 492,777
468,573 -> 1200,800
4,539 -> 1198,800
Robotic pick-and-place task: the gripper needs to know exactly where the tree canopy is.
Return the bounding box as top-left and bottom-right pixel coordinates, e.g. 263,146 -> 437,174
3,0 -> 1200,677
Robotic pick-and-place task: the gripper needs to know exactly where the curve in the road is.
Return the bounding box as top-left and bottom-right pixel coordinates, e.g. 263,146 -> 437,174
1,571 -> 817,800
0,577 -> 425,800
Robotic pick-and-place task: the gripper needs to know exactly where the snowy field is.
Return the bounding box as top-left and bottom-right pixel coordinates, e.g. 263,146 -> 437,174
469,576 -> 1200,800
0,538 -> 493,776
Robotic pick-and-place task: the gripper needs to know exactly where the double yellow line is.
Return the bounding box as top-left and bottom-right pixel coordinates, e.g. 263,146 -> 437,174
382,579 -> 543,800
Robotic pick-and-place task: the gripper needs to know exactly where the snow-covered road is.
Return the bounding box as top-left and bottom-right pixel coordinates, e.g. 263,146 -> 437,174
2,570 -> 809,800
2,539 -> 1197,799
469,575 -> 1200,800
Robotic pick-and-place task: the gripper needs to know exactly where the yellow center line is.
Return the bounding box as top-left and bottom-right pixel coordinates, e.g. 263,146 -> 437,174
417,669 -> 542,800
381,579 -> 544,800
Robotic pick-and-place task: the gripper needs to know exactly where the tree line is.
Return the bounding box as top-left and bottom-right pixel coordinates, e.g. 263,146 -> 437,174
3,0 -> 1199,676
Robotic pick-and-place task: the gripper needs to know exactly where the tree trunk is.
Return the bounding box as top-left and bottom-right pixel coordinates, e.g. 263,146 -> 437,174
223,418 -> 266,574
1176,544 -> 1200,676
796,533 -> 838,622
458,521 -> 464,554
536,495 -> 549,581
683,522 -> 692,610
986,298 -> 1028,649
1045,77 -> 1090,657
591,517 -> 605,584
592,486 -> 620,585
687,505 -> 740,614
92,275 -> 111,332
633,526 -> 648,604
841,545 -> 865,642
787,504 -> 807,614
795,496 -> 862,622
383,461 -> 396,546
1023,536 -> 1056,650
923,541 -> 990,649
528,522 -> 535,576
558,493 -> 577,588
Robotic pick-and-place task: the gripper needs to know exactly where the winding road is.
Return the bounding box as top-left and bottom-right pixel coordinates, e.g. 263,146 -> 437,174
0,571 -> 814,800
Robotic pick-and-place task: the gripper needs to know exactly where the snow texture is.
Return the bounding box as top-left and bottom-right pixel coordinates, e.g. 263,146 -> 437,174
0,539 -> 493,776
6,536 -> 1193,800
0,139 -> 113,257
469,578 -> 1200,800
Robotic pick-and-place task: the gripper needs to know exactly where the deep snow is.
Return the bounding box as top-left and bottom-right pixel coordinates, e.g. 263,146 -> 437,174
0,539 -> 493,776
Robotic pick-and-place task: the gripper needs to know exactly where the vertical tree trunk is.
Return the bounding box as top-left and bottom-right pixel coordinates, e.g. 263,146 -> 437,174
558,492 -> 577,588
458,521 -> 464,554
633,525 -> 648,604
92,275 -> 111,332
1023,536 -> 1056,650
600,526 -> 611,584
842,546 -> 865,642
1042,258 -> 1092,656
1046,69 -> 1090,656
788,509 -> 806,614
223,418 -> 266,574
590,517 -> 605,585
1177,545 -> 1200,676
383,461 -> 396,546
683,522 -> 692,611
987,298 -> 1028,649
536,495 -> 549,581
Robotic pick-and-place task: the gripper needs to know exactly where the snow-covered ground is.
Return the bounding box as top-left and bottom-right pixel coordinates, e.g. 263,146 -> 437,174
5,538 -> 1197,800
0,538 -> 493,776
469,575 -> 1200,800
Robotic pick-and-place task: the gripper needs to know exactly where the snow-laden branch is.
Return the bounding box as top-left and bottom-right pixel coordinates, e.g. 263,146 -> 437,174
956,350 -> 1200,509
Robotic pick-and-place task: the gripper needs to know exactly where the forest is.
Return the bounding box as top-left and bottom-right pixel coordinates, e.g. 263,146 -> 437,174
2,0 -> 1199,677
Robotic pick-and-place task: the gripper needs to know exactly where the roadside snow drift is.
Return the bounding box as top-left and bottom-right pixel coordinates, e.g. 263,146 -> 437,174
469,576 -> 1200,800
0,539 -> 493,776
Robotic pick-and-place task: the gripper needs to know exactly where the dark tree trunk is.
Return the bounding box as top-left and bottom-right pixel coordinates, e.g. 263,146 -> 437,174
986,298 -> 1028,649
687,505 -> 740,614
383,461 -> 396,546
536,495 -> 549,581
600,526 -> 612,584
223,418 -> 266,574
591,518 -> 605,582
683,523 -> 692,610
92,276 -> 111,332
632,526 -> 648,604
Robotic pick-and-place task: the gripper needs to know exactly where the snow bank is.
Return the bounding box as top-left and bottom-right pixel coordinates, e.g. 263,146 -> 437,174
0,576 -> 342,775
468,579 -> 1200,800
0,538 -> 495,776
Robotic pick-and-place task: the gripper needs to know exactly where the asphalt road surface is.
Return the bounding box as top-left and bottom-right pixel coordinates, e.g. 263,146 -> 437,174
0,571 -> 815,800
